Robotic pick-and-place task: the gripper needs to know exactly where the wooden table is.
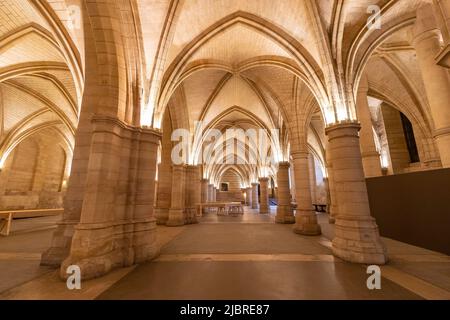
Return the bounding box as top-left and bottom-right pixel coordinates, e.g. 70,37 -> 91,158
0,208 -> 63,236
197,202 -> 244,216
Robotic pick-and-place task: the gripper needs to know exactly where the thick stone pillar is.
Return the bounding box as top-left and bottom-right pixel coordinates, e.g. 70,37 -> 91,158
208,184 -> 214,202
325,152 -> 338,224
245,187 -> 252,206
167,165 -> 186,226
413,4 -> 450,167
326,123 -> 387,265
58,116 -> 161,279
155,161 -> 171,225
207,184 -> 211,202
258,178 -> 270,214
184,165 -> 200,224
308,154 -> 317,203
275,162 -> 295,224
251,183 -> 259,209
201,179 -> 209,214
357,75 -> 383,177
435,0 -> 450,67
43,1 -> 160,279
41,102 -> 94,266
154,115 -> 173,225
292,151 -> 321,236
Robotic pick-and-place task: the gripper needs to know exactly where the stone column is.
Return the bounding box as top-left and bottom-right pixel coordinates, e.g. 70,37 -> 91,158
413,4 -> 450,167
41,104 -> 94,266
259,177 -> 270,214
308,154 -> 317,203
292,151 -> 321,235
326,123 -> 387,264
325,152 -> 338,224
251,182 -> 259,209
185,165 -> 200,224
357,75 -> 383,177
245,187 -> 252,206
131,127 -> 161,264
208,184 -> 213,202
155,162 -> 171,225
58,117 -> 162,279
167,164 -> 186,226
275,162 -> 295,223
201,179 -> 209,214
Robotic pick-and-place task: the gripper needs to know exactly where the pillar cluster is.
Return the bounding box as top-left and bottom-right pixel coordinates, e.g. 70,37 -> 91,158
275,162 -> 295,224
326,123 -> 387,264
357,75 -> 383,177
251,183 -> 259,209
292,151 -> 321,236
258,178 -> 269,214
43,116 -> 162,279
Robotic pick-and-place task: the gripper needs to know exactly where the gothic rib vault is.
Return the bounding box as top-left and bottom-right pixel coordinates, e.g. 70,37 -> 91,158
0,0 -> 449,281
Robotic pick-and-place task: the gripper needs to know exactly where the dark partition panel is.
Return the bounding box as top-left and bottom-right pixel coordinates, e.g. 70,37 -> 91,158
366,168 -> 450,255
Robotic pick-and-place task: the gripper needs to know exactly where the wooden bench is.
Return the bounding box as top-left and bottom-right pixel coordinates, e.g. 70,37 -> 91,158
0,208 -> 63,236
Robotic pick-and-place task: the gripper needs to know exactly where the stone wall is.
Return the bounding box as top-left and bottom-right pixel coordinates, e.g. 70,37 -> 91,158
0,129 -> 69,210
220,170 -> 241,192
217,169 -> 244,202
381,105 -> 411,174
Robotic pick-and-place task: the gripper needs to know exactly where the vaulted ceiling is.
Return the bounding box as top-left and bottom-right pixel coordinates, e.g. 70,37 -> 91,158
0,0 -> 436,182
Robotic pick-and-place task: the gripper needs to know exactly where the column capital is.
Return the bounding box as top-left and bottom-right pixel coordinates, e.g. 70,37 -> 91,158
412,28 -> 442,46
291,151 -> 309,160
278,161 -> 290,168
171,163 -> 187,170
251,182 -> 259,187
258,177 -> 269,182
91,114 -> 162,144
433,126 -> 450,139
325,122 -> 361,140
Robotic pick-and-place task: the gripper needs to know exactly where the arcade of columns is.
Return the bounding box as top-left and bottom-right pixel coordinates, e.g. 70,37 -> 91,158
0,0 -> 448,281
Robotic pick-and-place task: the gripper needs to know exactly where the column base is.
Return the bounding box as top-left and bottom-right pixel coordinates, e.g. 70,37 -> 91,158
166,209 -> 185,227
41,221 -> 77,266
59,219 -> 159,280
155,207 -> 169,225
332,215 -> 388,265
251,204 -> 259,210
259,206 -> 269,214
275,205 -> 295,224
184,207 -> 199,225
293,211 -> 322,235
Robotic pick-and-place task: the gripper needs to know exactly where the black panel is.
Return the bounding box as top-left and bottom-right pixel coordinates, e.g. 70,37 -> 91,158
366,169 -> 450,255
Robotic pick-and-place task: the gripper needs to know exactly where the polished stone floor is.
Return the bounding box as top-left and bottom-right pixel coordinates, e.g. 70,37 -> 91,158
0,208 -> 449,300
